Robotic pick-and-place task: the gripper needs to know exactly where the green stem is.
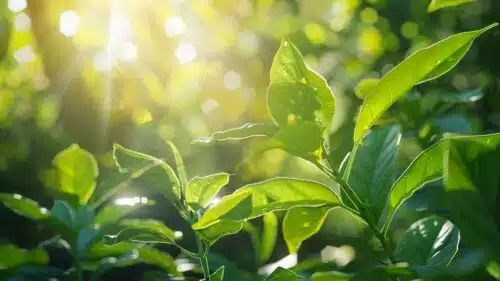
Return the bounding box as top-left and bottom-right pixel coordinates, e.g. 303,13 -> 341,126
368,222 -> 395,264
196,237 -> 211,280
75,259 -> 83,281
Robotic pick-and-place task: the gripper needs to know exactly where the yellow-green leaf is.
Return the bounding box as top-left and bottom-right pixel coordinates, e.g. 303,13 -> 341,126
428,0 -> 476,12
0,193 -> 49,220
186,173 -> 230,211
354,23 -> 497,143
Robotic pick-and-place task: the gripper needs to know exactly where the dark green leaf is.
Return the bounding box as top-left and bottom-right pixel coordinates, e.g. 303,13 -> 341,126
0,245 -> 49,270
395,216 -> 460,275
265,267 -> 303,281
45,144 -> 99,205
311,271 -> 350,281
186,173 -> 230,211
0,193 -> 49,220
193,123 -> 277,144
345,125 -> 401,223
76,227 -> 101,258
283,205 -> 333,253
113,144 -> 180,205
73,205 -> 95,230
354,23 -> 497,142
50,200 -> 75,228
428,0 -> 476,12
440,88 -> 483,103
192,178 -> 341,230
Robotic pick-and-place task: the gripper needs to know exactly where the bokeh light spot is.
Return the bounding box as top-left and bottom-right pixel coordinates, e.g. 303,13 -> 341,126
13,46 -> 36,64
8,0 -> 27,12
175,43 -> 197,64
14,13 -> 31,31
59,10 -> 80,37
401,21 -> 419,39
164,16 -> 185,37
223,70 -> 242,90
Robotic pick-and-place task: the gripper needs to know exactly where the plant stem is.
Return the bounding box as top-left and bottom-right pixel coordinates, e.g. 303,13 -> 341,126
75,260 -> 83,281
196,237 -> 211,281
368,222 -> 395,264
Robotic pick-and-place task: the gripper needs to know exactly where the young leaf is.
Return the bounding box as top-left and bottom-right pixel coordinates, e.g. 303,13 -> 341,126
354,23 -> 497,143
283,205 -> 334,253
193,123 -> 277,144
0,193 -> 49,220
76,227 -> 101,258
45,144 -> 99,205
113,144 -> 180,205
192,178 -> 341,230
260,212 -> 278,263
108,219 -> 181,244
265,267 -> 303,281
202,266 -> 225,281
345,125 -> 401,223
427,0 -> 476,12
186,173 -> 230,211
395,216 -> 460,275
0,244 -> 49,269
166,141 -> 187,189
197,220 -> 244,246
94,198 -> 154,226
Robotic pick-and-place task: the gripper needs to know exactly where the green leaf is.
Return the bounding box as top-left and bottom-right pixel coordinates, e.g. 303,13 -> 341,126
0,193 -> 49,220
260,212 -> 278,263
0,245 -> 49,270
94,197 -> 154,226
166,141 -> 187,189
197,220 -> 244,246
202,266 -> 225,281
268,40 -> 335,137
382,133 -> 500,232
354,78 -> 379,99
186,173 -> 230,211
86,242 -> 181,276
275,122 -> 323,158
354,23 -> 497,143
73,205 -> 95,230
395,216 -> 460,274
44,144 -> 99,205
443,138 -> 500,259
283,205 -> 333,253
113,144 -> 180,205
440,88 -> 483,103
90,251 -> 140,281
76,227 -> 101,258
265,267 -> 303,281
108,219 -> 181,244
192,178 -> 341,230
50,200 -> 75,228
311,271 -> 350,281
193,123 -> 277,144
427,0 -> 476,12
345,125 -> 401,223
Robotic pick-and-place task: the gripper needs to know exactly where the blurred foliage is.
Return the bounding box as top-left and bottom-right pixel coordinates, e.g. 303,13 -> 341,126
1,0 -> 500,280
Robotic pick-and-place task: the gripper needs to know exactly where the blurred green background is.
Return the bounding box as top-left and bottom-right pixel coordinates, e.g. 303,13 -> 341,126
1,0 -> 499,279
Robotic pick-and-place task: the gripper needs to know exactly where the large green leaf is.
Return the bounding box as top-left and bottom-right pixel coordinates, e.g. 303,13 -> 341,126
283,205 -> 333,253
86,242 -> 181,276
186,173 -> 230,211
50,200 -> 75,229
202,266 -> 225,281
395,216 -> 460,275
345,125 -> 401,223
265,267 -> 303,281
192,178 -> 341,230
113,144 -> 180,205
427,0 -> 476,12
354,23 -> 497,143
274,122 -> 323,158
0,193 -> 49,220
382,133 -> 500,232
0,245 -> 49,270
44,144 -> 99,204
193,123 -> 277,144
443,139 -> 500,260
440,88 -> 483,103
108,219 -> 181,245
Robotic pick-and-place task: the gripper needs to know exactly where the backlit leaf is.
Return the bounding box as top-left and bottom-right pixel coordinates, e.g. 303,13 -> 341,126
186,173 -> 230,211
427,0 -> 476,12
193,123 -> 277,144
260,212 -> 278,263
265,267 -> 303,281
0,245 -> 49,270
0,193 -> 49,220
354,23 -> 497,143
109,219 -> 180,245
